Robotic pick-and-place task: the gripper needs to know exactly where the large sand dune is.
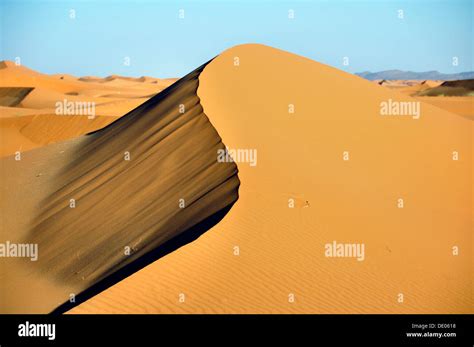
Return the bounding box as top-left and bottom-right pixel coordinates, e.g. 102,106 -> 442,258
72,44 -> 472,314
0,44 -> 472,314
0,64 -> 240,313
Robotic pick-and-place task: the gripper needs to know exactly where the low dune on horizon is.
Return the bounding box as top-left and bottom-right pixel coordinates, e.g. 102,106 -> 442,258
371,79 -> 473,119
0,44 -> 472,314
0,60 -> 177,157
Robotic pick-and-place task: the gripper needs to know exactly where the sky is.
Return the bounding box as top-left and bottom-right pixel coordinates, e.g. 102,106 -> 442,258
0,0 -> 472,78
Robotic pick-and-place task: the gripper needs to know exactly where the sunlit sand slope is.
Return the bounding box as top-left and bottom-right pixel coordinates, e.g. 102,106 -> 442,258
73,44 -> 472,314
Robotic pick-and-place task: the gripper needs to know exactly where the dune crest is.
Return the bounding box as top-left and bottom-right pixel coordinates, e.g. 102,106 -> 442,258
0,63 -> 240,313
72,44 -> 472,314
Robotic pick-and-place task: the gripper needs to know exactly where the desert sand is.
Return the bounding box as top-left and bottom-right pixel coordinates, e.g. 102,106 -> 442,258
0,60 -> 175,156
1,44 -> 472,314
373,79 -> 473,120
72,44 -> 471,313
414,97 -> 473,120
0,64 -> 239,313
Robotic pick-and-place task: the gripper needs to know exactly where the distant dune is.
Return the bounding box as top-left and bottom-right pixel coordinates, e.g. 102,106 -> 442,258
372,79 -> 473,119
439,79 -> 474,89
80,75 -> 158,84
416,79 -> 474,97
0,61 -> 16,69
357,70 -> 474,81
417,86 -> 473,97
378,79 -> 422,87
0,60 -> 176,156
0,87 -> 34,107
50,74 -> 78,81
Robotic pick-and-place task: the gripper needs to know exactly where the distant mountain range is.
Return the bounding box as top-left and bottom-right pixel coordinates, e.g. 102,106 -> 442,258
355,70 -> 474,81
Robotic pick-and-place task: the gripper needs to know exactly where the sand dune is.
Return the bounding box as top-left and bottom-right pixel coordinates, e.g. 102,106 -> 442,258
0,64 -> 240,313
416,79 -> 474,97
0,45 -> 472,314
0,106 -> 52,118
0,114 -> 117,156
50,73 -> 78,81
440,79 -> 474,89
0,60 -> 172,98
80,75 -> 147,83
414,97 -> 474,120
19,87 -> 120,110
78,74 -> 175,87
374,79 -> 473,118
375,80 -> 442,94
421,80 -> 444,88
0,61 -> 176,157
0,87 -> 34,107
70,44 -> 472,314
376,79 -> 422,87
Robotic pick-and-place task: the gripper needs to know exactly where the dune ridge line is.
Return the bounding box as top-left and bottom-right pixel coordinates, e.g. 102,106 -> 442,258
0,61 -> 240,313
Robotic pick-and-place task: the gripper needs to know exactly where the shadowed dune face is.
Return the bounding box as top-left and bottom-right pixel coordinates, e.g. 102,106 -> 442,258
72,44 -> 471,314
416,79 -> 474,97
440,79 -> 474,89
0,87 -> 34,107
0,64 -> 240,313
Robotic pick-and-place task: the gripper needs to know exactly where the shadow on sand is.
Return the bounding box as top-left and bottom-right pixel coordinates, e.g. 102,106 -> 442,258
51,203 -> 234,314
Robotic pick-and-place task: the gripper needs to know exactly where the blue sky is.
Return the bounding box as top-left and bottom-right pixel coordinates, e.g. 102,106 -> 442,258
0,0 -> 472,78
